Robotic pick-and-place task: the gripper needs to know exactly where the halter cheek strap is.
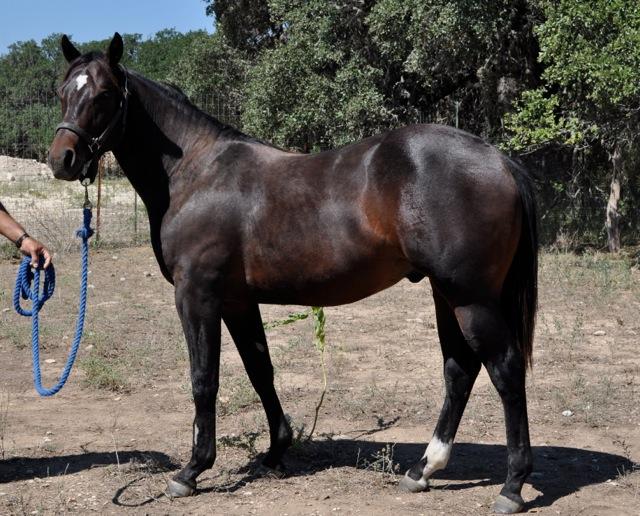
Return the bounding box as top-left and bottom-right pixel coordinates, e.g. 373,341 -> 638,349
55,67 -> 129,174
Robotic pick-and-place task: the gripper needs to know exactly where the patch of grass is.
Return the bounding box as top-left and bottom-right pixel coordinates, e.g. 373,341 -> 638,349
79,355 -> 129,392
541,251 -> 634,298
218,431 -> 262,457
356,443 -> 399,482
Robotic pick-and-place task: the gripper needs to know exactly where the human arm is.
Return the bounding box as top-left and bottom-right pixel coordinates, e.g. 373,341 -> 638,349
0,201 -> 52,268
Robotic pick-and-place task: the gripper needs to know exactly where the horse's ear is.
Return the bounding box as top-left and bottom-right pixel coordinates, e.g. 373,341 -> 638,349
106,32 -> 123,66
61,35 -> 81,63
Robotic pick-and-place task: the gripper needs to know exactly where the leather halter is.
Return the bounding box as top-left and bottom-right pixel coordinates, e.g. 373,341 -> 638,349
55,67 -> 129,177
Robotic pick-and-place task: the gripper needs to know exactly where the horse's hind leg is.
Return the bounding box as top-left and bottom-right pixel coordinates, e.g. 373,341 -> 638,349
223,301 -> 293,472
452,300 -> 532,514
400,288 -> 481,492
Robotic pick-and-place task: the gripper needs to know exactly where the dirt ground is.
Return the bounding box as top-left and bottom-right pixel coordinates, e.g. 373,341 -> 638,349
0,246 -> 638,515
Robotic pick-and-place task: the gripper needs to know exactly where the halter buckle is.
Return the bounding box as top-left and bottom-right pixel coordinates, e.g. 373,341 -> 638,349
82,180 -> 92,209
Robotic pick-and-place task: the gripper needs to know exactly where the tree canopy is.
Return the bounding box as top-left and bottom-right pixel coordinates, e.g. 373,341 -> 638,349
1,1 -> 639,248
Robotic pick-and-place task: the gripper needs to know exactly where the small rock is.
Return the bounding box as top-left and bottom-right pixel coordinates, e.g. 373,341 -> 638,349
562,410 -> 573,417
2,308 -> 10,313
592,330 -> 606,336
112,255 -> 118,260
85,345 -> 94,351
45,359 -> 56,364
119,277 -> 126,282
43,437 -> 52,443
144,271 -> 152,277
113,396 -> 121,401
46,431 -> 54,436
88,284 -> 95,289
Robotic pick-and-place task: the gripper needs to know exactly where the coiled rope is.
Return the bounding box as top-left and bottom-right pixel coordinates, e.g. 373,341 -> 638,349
13,207 -> 93,396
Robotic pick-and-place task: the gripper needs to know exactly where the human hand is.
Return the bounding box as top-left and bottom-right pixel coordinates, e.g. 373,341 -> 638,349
20,237 -> 52,269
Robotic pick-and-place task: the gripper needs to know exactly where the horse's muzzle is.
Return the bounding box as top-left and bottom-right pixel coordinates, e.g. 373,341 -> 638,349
48,130 -> 88,181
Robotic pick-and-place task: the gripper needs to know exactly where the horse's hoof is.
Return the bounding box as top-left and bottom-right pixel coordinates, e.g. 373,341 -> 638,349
493,494 -> 525,514
166,478 -> 196,498
398,473 -> 428,493
256,462 -> 286,479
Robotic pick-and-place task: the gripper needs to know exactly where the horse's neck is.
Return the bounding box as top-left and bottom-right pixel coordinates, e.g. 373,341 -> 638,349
113,75 -> 219,283
114,76 -> 218,206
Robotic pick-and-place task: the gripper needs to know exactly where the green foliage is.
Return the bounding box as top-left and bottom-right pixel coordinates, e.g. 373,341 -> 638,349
508,0 -> 640,149
166,32 -> 247,108
537,0 -> 640,109
311,306 -> 326,352
504,89 -> 589,150
504,0 -> 640,246
263,310 -> 310,330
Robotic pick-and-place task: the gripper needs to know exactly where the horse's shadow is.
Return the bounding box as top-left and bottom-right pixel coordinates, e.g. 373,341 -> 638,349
1,440 -> 633,511
226,437 -> 634,510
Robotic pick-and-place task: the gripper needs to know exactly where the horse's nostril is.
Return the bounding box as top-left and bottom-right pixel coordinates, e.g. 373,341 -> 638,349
63,149 -> 76,170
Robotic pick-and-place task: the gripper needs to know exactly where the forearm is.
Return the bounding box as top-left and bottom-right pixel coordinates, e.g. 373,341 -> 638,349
0,202 -> 27,243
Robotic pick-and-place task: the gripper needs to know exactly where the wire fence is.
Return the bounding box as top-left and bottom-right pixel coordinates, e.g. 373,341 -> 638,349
0,93 -> 240,253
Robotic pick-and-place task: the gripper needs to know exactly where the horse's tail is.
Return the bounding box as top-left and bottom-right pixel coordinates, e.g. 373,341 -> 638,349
502,158 -> 538,370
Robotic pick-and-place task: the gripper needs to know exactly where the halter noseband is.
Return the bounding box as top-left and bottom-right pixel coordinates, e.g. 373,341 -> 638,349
55,67 -> 129,176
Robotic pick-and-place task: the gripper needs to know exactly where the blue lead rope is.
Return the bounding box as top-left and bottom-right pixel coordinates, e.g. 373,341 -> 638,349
13,207 -> 94,396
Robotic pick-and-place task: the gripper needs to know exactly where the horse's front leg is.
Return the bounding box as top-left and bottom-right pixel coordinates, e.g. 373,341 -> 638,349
223,300 -> 293,473
167,275 -> 222,497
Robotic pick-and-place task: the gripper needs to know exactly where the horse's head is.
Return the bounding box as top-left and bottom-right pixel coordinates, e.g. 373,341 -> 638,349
48,33 -> 128,183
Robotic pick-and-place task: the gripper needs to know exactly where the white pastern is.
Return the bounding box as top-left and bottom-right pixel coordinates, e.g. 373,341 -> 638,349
421,436 -> 452,478
76,74 -> 88,91
194,424 -> 199,446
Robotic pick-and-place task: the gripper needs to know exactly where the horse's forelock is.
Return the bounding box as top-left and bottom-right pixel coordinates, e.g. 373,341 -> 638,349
62,52 -> 107,81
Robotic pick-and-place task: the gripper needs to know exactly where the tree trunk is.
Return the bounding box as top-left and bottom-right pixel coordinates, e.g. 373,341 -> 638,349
606,145 -> 622,253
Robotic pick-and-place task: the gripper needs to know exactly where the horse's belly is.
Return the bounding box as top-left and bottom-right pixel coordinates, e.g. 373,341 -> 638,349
248,253 -> 412,306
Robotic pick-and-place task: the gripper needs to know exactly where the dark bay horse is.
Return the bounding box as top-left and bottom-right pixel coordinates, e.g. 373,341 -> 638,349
48,34 -> 538,514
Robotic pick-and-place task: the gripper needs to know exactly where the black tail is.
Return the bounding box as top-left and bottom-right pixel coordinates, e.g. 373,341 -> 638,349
502,158 -> 538,370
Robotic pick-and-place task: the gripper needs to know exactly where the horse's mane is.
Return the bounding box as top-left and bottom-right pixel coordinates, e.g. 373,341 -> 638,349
127,70 -> 275,148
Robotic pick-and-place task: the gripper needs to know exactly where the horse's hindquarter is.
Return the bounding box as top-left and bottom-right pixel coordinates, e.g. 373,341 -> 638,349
393,125 -> 522,296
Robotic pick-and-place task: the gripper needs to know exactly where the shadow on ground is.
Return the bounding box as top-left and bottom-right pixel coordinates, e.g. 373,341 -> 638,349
0,450 -> 178,483
228,438 -> 634,511
2,440 -> 633,512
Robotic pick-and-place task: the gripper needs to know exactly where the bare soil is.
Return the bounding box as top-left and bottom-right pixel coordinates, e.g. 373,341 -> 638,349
0,246 -> 638,515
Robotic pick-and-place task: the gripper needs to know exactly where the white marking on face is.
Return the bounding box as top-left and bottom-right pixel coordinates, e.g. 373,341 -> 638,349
76,74 -> 88,91
421,436 -> 452,478
194,424 -> 199,446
